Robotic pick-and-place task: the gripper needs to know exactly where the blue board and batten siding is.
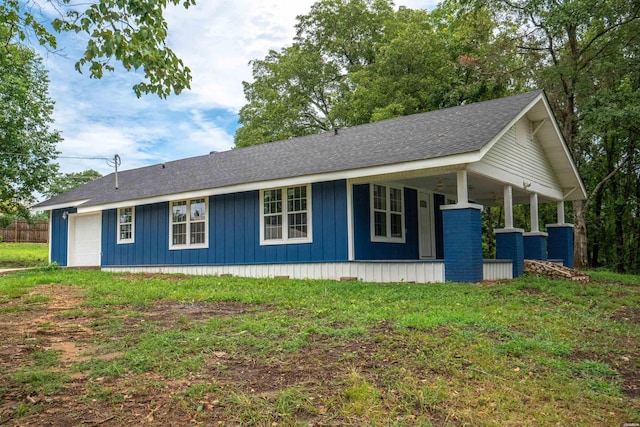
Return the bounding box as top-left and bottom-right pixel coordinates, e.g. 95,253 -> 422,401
50,208 -> 77,266
101,180 -> 349,267
352,184 -> 419,260
51,180 -> 433,269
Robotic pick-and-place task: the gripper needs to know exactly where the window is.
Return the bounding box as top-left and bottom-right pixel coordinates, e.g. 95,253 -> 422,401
170,198 -> 208,249
260,185 -> 312,244
370,184 -> 405,243
117,207 -> 134,244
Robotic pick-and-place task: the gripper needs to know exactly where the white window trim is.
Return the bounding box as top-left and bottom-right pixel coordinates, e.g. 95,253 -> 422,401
370,183 -> 406,243
260,184 -> 313,245
117,207 -> 135,244
169,198 -> 209,250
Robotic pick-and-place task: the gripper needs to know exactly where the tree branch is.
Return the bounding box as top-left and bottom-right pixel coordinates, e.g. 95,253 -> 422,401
585,155 -> 633,207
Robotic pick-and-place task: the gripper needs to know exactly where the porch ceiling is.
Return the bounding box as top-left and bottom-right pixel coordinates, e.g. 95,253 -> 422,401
394,172 -> 556,207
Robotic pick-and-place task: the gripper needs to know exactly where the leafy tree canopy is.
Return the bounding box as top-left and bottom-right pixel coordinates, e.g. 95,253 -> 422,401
0,0 -> 196,98
44,169 -> 102,199
235,0 -> 526,147
0,28 -> 61,219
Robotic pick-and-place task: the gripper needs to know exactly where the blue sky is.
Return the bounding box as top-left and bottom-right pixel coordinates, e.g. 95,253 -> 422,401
39,0 -> 438,176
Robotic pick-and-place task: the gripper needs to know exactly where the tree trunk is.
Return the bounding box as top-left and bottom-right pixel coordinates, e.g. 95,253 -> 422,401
590,188 -> 603,268
573,199 -> 589,268
613,175 -> 625,273
635,179 -> 640,272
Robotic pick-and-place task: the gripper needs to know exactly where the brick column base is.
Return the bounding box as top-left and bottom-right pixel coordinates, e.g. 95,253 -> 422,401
495,229 -> 524,278
523,232 -> 548,261
442,204 -> 483,283
547,224 -> 574,268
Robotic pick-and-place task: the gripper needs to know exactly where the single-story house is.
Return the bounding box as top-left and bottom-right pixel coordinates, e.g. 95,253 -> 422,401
35,90 -> 586,283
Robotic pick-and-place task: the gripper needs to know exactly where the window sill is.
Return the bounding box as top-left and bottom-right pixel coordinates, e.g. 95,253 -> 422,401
370,236 -> 406,244
169,243 -> 209,251
260,238 -> 313,246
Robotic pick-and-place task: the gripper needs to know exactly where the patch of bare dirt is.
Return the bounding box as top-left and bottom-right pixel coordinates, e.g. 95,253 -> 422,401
0,285 -> 89,371
570,349 -> 640,399
0,285 -> 366,426
611,306 -> 640,324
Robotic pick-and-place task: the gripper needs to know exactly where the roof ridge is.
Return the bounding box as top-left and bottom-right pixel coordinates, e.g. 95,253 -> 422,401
35,89 -> 545,209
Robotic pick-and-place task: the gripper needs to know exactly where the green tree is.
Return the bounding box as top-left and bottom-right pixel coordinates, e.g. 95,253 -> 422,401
235,43 -> 346,147
235,0 -> 526,147
344,2 -> 526,125
235,0 -> 394,147
0,32 -> 61,219
578,61 -> 640,272
0,0 -> 195,98
44,169 -> 102,199
491,0 -> 640,269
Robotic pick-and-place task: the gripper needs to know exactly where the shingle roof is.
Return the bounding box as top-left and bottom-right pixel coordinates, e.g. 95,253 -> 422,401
35,90 -> 544,209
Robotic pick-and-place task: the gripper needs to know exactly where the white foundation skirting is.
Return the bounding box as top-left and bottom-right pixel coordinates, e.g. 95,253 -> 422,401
483,261 -> 514,280
104,260 -> 514,283
103,261 -> 446,283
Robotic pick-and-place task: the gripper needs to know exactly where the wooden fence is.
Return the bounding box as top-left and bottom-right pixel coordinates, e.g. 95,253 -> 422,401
0,220 -> 49,243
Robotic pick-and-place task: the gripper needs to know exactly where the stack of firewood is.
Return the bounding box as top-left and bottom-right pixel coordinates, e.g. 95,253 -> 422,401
524,260 -> 590,283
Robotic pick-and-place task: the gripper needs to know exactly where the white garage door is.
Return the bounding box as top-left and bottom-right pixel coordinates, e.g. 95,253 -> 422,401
69,213 -> 102,267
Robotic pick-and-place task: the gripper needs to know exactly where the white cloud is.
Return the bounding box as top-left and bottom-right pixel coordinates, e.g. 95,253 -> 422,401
42,0 -> 440,176
165,0 -> 317,110
57,124 -> 158,175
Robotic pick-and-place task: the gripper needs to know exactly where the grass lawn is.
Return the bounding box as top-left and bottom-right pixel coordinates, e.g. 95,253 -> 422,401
0,268 -> 637,425
0,243 -> 49,268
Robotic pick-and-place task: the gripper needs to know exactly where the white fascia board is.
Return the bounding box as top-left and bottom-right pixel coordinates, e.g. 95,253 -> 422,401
468,162 -> 565,200
35,199 -> 91,212
536,95 -> 587,200
76,152 -> 480,213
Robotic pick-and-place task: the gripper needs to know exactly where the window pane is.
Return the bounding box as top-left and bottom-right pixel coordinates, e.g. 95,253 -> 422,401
287,186 -> 306,213
120,224 -> 132,240
390,213 -> 402,238
119,207 -> 132,224
373,184 -> 386,210
172,202 -> 187,223
264,189 -> 282,214
374,211 -> 387,237
288,212 -> 307,238
190,221 -> 205,244
173,223 -> 186,245
264,215 -> 282,240
390,188 -> 402,213
190,199 -> 206,221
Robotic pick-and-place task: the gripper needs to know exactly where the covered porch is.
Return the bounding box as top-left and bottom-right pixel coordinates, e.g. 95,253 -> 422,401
346,166 -> 577,283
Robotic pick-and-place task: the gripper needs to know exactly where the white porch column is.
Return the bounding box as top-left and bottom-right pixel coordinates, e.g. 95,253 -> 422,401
524,193 -> 547,261
456,170 -> 469,205
557,200 -> 565,224
503,184 -> 514,229
530,193 -> 539,232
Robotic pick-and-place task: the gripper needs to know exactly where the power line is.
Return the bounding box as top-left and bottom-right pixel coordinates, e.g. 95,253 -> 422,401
0,152 -> 112,160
